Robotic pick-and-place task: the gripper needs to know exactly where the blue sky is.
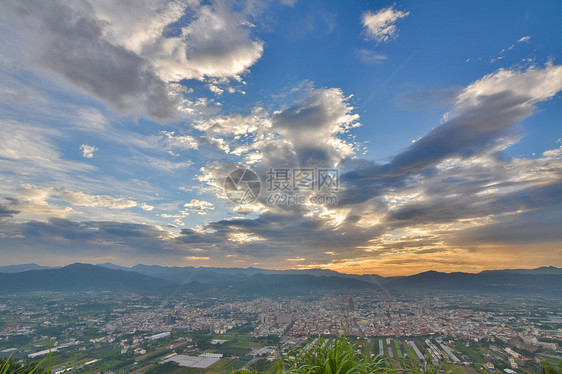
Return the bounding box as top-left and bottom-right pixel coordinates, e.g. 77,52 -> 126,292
0,0 -> 561,275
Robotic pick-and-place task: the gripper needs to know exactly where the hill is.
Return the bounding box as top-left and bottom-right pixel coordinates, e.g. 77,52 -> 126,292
388,270 -> 562,295
0,263 -> 171,293
1,263 -> 560,296
183,273 -> 375,296
0,264 -> 56,273
95,263 -> 390,285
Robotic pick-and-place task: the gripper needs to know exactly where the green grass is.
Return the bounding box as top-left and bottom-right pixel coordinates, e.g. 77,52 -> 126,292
538,356 -> 562,370
275,334 -> 385,374
453,342 -> 483,364
0,350 -> 51,374
442,363 -> 466,374
403,342 -> 418,360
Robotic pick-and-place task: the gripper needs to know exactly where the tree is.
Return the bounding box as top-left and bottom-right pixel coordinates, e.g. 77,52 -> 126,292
250,358 -> 270,372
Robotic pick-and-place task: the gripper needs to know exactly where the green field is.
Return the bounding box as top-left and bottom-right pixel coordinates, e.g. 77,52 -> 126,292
403,341 -> 417,360
393,339 -> 403,359
453,341 -> 484,364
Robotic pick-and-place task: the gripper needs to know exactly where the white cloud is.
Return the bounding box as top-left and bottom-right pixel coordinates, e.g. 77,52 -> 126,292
74,108 -> 108,132
184,256 -> 210,261
194,107 -> 269,137
356,49 -> 388,64
91,0 -> 264,82
228,232 -> 265,243
455,63 -> 562,110
280,0 -> 298,6
194,85 -> 362,216
269,87 -> 360,167
208,84 -> 224,95
1,186 -> 145,224
184,199 -> 214,215
490,35 -> 533,64
0,0 -> 264,120
140,202 -> 155,211
161,131 -> 199,149
57,189 -> 137,209
362,6 -> 409,43
175,3 -> 264,80
160,130 -> 231,154
141,155 -> 193,172
0,120 -> 95,174
80,144 -> 99,159
5,186 -> 74,220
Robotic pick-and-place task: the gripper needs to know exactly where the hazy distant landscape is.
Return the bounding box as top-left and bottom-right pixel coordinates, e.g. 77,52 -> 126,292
0,264 -> 561,296
1,265 -> 560,372
1,273 -> 561,373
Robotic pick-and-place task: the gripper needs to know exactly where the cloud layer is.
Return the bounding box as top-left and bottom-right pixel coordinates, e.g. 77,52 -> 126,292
0,1 -> 560,274
0,0 -> 264,120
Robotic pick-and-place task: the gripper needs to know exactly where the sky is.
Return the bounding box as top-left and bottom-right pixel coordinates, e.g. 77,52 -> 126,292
0,0 -> 561,276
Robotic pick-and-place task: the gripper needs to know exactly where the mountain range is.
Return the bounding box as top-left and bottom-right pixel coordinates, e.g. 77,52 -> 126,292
0,263 -> 560,296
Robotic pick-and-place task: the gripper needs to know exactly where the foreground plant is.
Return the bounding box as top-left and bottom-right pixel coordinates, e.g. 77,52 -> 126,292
271,332 -> 442,374
0,349 -> 51,374
274,333 -> 383,374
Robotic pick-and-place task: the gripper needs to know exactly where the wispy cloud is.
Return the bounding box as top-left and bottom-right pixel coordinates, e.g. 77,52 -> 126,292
356,49 -> 388,65
362,6 -> 409,44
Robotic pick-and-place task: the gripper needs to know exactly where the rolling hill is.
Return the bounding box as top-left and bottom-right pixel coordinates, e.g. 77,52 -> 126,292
0,263 -> 560,296
0,263 -> 171,293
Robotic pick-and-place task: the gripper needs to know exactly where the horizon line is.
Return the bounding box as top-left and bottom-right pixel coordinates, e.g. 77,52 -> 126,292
1,262 -> 559,277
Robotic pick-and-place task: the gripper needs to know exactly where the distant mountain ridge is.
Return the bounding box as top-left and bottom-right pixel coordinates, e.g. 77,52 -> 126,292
0,263 -> 171,292
389,269 -> 562,295
479,266 -> 562,275
93,263 -> 389,286
0,263 -> 57,273
0,263 -> 560,296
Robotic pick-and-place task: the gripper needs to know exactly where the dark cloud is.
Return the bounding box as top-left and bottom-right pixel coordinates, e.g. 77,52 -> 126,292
0,203 -> 20,219
1,0 -> 179,120
341,90 -> 531,193
182,67 -> 562,263
19,218 -> 165,243
340,65 -> 562,204
453,183 -> 562,245
266,88 -> 359,168
175,208 -> 380,260
272,103 -> 331,132
390,91 -> 529,173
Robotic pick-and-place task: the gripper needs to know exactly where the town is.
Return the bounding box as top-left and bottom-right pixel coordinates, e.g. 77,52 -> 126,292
1,291 -> 560,373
